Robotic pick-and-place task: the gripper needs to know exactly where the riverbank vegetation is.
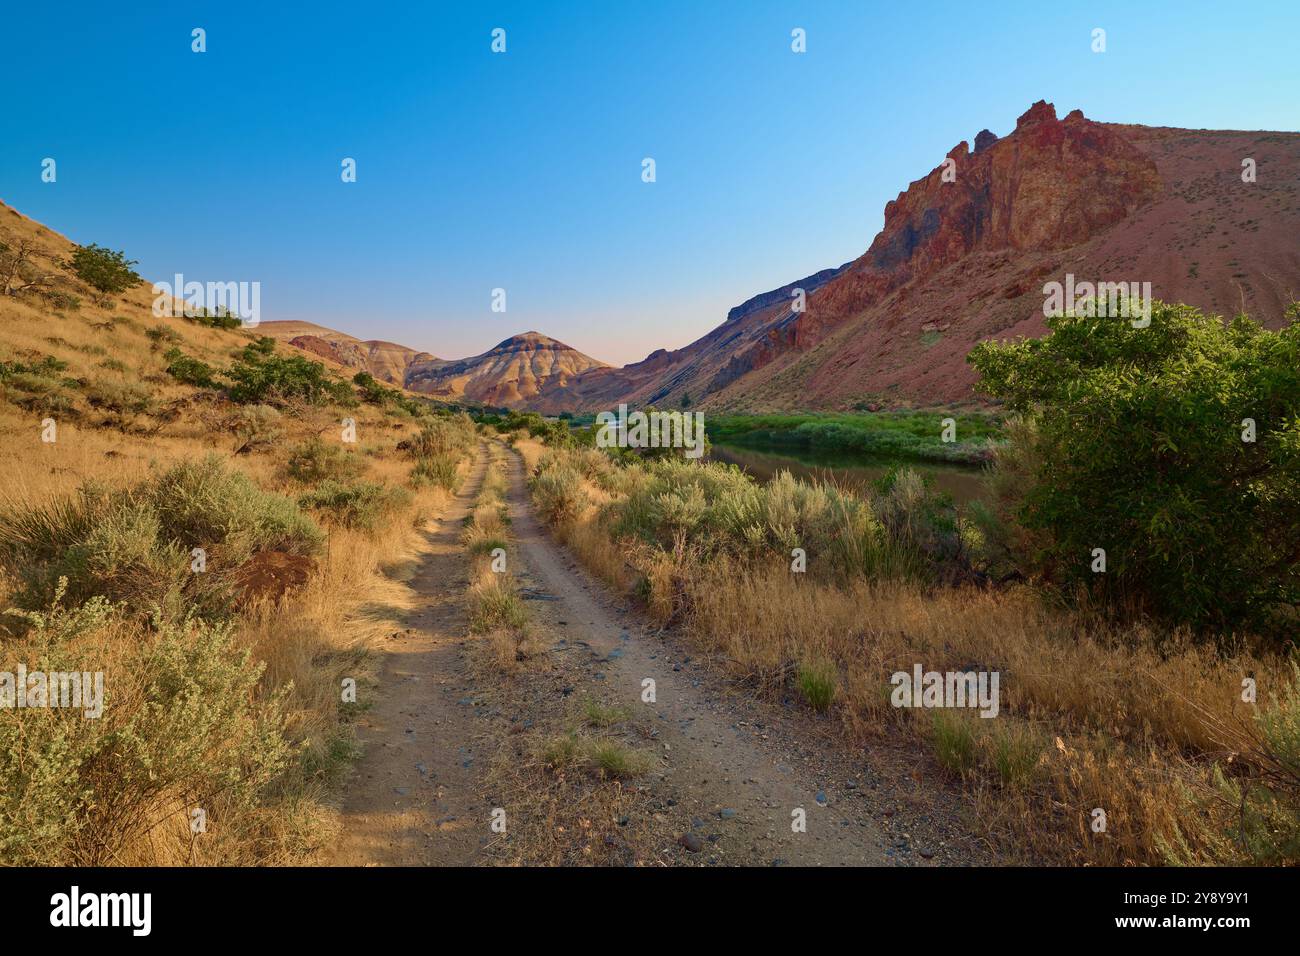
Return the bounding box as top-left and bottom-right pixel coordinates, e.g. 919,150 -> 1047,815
705,410 -> 1003,465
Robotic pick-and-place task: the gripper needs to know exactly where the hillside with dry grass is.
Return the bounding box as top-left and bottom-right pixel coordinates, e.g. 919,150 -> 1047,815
0,198 -> 481,864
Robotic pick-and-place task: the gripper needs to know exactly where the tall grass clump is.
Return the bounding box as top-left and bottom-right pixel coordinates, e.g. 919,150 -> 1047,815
406,414 -> 475,492
1159,662 -> 1300,865
0,455 -> 323,622
465,446 -> 541,671
298,480 -> 412,531
284,437 -> 363,483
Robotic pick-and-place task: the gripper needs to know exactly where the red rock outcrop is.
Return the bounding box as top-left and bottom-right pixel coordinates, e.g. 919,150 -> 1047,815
537,102 -> 1299,410
789,101 -> 1162,352
258,320 -> 437,385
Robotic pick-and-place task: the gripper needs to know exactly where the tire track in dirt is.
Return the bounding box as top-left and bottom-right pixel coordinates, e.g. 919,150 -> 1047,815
321,443 -> 491,866
502,447 -> 894,866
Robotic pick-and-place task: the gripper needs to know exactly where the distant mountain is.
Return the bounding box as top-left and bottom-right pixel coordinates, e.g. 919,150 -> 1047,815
404,332 -> 606,406
259,323 -> 606,408
525,265 -> 849,413
246,101 -> 1300,413
258,320 -> 437,386
536,101 -> 1300,411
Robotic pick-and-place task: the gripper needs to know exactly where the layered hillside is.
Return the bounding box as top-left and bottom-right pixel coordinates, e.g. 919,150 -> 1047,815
540,101 -> 1300,411
404,332 -> 606,406
526,266 -> 848,414
258,320 -> 437,385
259,322 -> 606,408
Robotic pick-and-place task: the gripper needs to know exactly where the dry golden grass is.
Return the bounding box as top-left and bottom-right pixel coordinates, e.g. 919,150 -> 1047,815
0,207 -> 475,865
464,444 -> 543,675
479,731 -> 656,865
512,435 -> 546,472
681,560 -> 1289,863
523,446 -> 1298,866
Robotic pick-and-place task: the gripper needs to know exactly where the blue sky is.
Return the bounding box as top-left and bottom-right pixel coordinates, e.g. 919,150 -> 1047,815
3,1 -> 1296,365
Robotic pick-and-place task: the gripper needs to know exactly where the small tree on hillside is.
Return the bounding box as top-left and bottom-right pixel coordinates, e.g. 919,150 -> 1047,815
69,243 -> 141,299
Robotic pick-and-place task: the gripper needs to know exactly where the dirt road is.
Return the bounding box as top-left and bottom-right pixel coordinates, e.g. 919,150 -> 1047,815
321,445 -> 491,866
326,441 -> 990,866
498,447 -> 897,865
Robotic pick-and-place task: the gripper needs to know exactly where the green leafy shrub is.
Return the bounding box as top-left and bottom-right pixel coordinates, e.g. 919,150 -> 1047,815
225,342 -> 354,406
486,409 -> 574,447
181,307 -> 242,330
0,592 -> 289,865
352,371 -> 427,416
970,301 -> 1300,633
163,347 -> 219,388
411,454 -> 461,491
68,244 -> 140,297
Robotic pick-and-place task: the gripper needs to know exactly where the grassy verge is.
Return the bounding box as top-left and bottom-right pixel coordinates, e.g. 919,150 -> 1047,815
518,440 -> 1300,866
463,443 -> 543,670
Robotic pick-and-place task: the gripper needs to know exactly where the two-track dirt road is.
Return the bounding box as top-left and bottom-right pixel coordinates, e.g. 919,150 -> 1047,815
496,448 -> 893,865
323,441 -> 991,866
